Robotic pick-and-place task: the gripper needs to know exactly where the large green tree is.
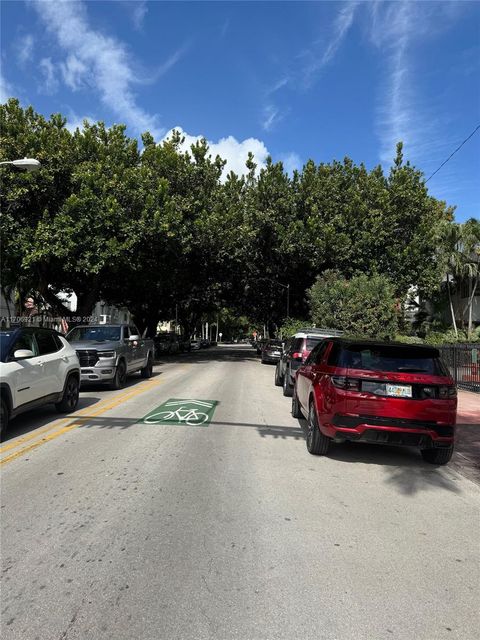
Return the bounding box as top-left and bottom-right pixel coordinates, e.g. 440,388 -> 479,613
0,100 -> 170,324
308,270 -> 398,340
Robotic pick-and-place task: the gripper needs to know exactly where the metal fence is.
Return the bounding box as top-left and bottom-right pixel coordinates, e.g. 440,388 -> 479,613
438,344 -> 480,393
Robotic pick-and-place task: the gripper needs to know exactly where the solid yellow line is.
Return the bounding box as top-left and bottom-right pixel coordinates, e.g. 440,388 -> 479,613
0,379 -> 163,466
0,378 -> 162,455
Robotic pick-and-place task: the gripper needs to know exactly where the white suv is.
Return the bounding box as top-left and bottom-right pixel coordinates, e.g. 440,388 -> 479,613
0,327 -> 80,437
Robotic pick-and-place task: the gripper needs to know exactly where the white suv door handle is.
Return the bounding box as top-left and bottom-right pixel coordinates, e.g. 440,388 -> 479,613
62,356 -> 69,362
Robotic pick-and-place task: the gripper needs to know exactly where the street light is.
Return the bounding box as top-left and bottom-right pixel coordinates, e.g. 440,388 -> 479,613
0,157 -> 41,172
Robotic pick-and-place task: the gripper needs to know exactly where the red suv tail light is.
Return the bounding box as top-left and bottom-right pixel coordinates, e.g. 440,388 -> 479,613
331,376 -> 361,391
438,385 -> 457,399
292,352 -> 303,360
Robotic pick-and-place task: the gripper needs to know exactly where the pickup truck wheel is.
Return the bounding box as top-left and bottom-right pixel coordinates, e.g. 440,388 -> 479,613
306,402 -> 330,456
421,446 -> 454,465
274,364 -> 282,387
282,367 -> 293,397
0,397 -> 9,440
111,360 -> 127,390
55,375 -> 80,413
141,353 -> 153,379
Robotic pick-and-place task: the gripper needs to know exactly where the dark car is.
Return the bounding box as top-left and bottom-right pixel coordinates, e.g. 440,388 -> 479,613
292,338 -> 457,465
154,333 -> 180,357
255,339 -> 268,355
275,328 -> 343,396
261,340 -> 283,364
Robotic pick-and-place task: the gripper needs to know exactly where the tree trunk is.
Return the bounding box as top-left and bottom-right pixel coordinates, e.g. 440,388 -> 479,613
467,277 -> 478,340
447,274 -> 458,337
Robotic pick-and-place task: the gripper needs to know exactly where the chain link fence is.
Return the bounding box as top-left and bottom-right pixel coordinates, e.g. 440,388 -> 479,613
438,344 -> 480,393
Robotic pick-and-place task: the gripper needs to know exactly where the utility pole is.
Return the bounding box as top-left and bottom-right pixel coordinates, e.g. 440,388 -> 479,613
216,313 -> 219,342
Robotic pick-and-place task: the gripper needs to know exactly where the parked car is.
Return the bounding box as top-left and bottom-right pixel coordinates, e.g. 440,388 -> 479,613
255,339 -> 268,355
292,338 -> 457,464
275,328 -> 343,396
178,336 -> 191,353
0,327 -> 80,437
154,333 -> 171,357
66,324 -> 154,389
261,340 -> 283,364
200,339 -> 210,348
190,340 -> 201,350
154,333 -> 180,356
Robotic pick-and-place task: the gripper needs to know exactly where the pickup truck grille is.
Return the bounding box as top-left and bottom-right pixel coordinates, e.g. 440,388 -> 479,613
76,350 -> 99,367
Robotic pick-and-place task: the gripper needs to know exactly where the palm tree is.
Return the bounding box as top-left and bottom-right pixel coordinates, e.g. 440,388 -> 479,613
460,218 -> 480,339
440,223 -> 463,337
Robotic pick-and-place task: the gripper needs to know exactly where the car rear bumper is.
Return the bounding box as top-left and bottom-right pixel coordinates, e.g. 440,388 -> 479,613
262,354 -> 281,363
326,413 -> 455,449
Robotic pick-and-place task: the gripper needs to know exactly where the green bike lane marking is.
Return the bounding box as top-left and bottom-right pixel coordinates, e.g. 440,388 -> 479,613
141,399 -> 219,426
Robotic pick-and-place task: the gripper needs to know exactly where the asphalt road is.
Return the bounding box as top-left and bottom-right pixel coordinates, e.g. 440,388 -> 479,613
1,345 -> 479,640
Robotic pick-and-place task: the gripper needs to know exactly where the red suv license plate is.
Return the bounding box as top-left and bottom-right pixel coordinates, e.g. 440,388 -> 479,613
386,384 -> 412,398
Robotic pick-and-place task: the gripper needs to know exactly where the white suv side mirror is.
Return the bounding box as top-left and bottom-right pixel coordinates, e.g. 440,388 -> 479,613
129,335 -> 140,341
14,349 -> 34,360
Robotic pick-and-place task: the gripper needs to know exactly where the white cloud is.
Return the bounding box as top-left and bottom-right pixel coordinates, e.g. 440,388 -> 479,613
279,152 -> 302,176
163,126 -> 270,179
39,57 -> 59,94
0,71 -> 15,102
154,45 -> 189,81
262,104 -> 284,132
303,2 -> 358,86
370,1 -> 462,169
61,54 -> 89,91
16,34 -> 34,67
260,3 -> 357,130
65,111 -> 96,133
32,0 -> 163,140
221,18 -> 230,39
132,1 -> 148,30
266,76 -> 290,96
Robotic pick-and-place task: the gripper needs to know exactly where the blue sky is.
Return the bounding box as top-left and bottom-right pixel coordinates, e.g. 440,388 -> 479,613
1,0 -> 479,222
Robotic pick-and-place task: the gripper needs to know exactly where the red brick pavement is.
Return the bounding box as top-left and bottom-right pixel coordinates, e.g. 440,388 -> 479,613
453,391 -> 480,484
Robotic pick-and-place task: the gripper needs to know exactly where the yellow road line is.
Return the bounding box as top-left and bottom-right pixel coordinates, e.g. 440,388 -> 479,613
0,378 -> 162,455
0,379 -> 163,466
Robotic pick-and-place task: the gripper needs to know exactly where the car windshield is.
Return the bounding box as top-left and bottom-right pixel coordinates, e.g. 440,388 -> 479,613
339,344 -> 448,375
67,326 -> 121,342
0,331 -> 15,362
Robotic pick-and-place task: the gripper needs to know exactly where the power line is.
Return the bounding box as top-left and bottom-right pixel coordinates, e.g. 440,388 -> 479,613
387,123 -> 479,209
425,124 -> 480,185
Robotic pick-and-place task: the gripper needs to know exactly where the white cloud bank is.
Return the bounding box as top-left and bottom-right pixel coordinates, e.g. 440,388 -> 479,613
163,127 -> 301,179
163,127 -> 270,178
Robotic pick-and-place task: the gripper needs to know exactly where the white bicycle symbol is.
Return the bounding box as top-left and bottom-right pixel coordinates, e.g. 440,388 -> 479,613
144,407 -> 209,426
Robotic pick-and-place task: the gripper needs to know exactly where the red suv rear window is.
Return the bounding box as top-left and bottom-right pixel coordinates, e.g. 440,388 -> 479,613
331,344 -> 449,376
306,337 -> 323,351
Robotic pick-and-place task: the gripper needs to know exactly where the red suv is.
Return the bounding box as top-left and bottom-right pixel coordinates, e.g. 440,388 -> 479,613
292,338 -> 457,464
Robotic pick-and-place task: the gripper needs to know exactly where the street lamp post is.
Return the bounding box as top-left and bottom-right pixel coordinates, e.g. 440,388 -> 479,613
0,157 -> 41,172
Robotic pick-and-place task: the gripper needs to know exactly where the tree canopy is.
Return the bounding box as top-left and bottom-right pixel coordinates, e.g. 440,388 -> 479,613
1,99 -> 464,337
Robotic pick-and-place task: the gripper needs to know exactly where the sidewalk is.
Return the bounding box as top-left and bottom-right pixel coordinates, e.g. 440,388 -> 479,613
453,390 -> 480,484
